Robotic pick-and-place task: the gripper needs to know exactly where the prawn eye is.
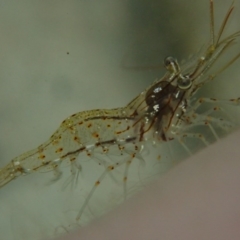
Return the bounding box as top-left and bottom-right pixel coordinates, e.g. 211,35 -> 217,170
177,75 -> 192,90
164,56 -> 175,67
164,56 -> 180,73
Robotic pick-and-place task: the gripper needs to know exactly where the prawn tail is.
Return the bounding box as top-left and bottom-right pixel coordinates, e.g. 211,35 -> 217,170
0,162 -> 16,188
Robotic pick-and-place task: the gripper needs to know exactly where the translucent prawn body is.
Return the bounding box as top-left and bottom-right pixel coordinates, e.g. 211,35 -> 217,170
1,0 -> 240,233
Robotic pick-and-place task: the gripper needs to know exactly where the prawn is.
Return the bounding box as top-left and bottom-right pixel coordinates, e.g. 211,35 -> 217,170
1,0 -> 240,222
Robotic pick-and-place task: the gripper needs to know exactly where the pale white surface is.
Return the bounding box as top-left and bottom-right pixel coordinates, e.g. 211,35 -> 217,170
58,128 -> 240,240
0,1 -> 239,239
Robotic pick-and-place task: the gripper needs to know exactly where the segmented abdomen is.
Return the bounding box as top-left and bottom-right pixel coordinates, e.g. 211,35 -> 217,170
0,107 -> 146,188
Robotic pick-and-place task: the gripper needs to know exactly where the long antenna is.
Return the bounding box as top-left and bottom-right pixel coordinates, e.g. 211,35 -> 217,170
210,0 -> 215,45
216,1 -> 235,46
